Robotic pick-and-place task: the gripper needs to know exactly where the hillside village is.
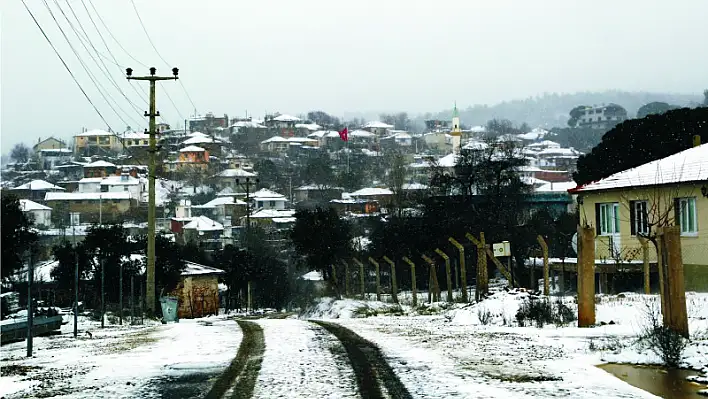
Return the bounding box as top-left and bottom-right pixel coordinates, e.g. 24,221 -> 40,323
3,108 -> 587,255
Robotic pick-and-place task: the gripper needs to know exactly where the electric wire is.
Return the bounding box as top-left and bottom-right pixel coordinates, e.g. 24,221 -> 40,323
21,0 -> 142,163
129,0 -> 198,116
54,0 -> 146,125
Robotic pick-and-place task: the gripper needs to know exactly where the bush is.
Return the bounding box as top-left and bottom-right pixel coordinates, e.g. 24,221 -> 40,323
515,297 -> 577,328
478,307 -> 492,325
639,304 -> 687,367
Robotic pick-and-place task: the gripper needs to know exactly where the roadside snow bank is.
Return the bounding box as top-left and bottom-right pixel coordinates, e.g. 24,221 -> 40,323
300,297 -> 403,319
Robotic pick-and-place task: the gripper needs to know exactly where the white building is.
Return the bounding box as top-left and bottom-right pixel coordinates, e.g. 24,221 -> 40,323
19,199 -> 52,227
251,188 -> 288,210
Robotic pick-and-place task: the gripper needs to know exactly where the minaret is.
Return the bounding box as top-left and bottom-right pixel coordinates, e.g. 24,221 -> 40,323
450,101 -> 462,153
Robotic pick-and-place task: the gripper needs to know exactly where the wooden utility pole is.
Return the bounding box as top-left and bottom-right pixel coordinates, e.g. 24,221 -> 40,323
577,225 -> 596,327
422,254 -> 440,302
353,258 -> 365,299
341,260 -> 350,297
368,257 -> 381,301
537,235 -> 549,296
659,227 -> 689,338
382,256 -> 398,304
448,237 -> 468,302
402,257 -> 417,307
639,237 -> 650,295
466,232 -> 489,301
126,67 -> 179,314
434,248 -> 453,302
26,251 -> 34,357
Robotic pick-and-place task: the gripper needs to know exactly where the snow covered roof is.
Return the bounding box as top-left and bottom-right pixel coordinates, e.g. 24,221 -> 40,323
463,141 -> 489,150
252,188 -> 286,200
12,180 -> 65,191
324,130 -> 341,138
364,121 -> 394,129
574,143 -> 708,193
272,114 -> 301,122
437,153 -> 459,167
535,181 -> 578,193
85,160 -> 116,168
45,192 -> 133,201
192,196 -> 246,208
469,125 -> 486,133
20,199 -> 51,211
517,128 -> 549,141
216,168 -> 257,178
182,215 -> 224,232
307,131 -> 326,139
230,121 -> 266,129
181,136 -> 222,145
287,137 -> 318,143
100,175 -> 140,185
537,147 -> 582,157
250,209 -> 296,219
181,261 -> 225,276
350,187 -> 393,197
349,129 -> 375,138
527,140 -> 560,148
77,129 -> 113,137
272,217 -> 296,223
179,145 -> 206,152
120,131 -> 150,140
39,148 -> 72,153
294,184 -> 343,191
295,123 -> 321,131
261,136 -> 289,143
187,131 -> 209,138
79,177 -> 103,184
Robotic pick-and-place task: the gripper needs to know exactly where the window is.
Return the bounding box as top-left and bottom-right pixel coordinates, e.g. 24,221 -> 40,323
270,201 -> 276,207
257,201 -> 263,208
630,200 -> 649,236
124,186 -> 129,192
596,202 -> 620,235
675,197 -> 697,235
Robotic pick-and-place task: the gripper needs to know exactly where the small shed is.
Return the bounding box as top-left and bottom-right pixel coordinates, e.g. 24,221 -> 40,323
172,261 -> 225,319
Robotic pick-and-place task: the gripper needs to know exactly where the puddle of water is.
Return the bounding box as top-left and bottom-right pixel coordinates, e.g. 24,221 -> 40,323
598,363 -> 707,399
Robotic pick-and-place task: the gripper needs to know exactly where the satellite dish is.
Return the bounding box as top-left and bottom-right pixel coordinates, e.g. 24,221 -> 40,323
571,232 -> 578,255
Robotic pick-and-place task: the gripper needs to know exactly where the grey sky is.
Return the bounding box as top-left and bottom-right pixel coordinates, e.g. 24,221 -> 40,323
2,0 -> 707,151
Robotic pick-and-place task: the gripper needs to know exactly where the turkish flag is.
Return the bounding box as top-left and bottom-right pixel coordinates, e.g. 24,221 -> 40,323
338,127 -> 349,142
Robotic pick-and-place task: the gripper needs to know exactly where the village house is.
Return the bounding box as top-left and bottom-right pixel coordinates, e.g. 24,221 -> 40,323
213,168 -> 258,191
175,145 -> 209,171
37,148 -> 73,170
10,180 -> 65,202
571,143 -> 708,291
44,191 -> 135,223
171,261 -> 224,319
33,136 -> 67,152
251,188 -> 288,211
74,129 -> 121,155
83,160 -> 117,178
20,199 -> 52,228
362,121 -> 394,137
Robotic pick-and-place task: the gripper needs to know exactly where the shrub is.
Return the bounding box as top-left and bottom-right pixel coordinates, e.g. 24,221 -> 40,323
516,297 -> 577,328
638,304 -> 687,367
478,307 -> 493,325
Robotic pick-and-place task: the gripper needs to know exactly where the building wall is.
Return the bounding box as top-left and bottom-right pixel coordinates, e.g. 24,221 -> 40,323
173,275 -> 220,318
579,183 -> 708,290
74,135 -> 120,152
26,209 -> 52,227
34,137 -> 66,151
44,199 -> 134,222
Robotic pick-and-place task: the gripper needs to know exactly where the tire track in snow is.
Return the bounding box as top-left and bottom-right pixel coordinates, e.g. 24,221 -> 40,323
312,320 -> 413,399
251,319 -> 359,399
204,320 -> 264,399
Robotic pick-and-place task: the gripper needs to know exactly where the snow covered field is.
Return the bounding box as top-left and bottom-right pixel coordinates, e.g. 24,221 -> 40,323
304,289 -> 708,398
1,315 -> 242,398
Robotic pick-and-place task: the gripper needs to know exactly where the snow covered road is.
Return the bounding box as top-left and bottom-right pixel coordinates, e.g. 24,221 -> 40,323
0,316 -> 243,398
251,319 -> 359,399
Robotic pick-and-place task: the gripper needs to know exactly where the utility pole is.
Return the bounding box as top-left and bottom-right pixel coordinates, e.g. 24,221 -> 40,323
101,257 -> 105,328
126,67 -> 179,314
235,176 -> 258,313
26,251 -> 34,358
71,212 -> 79,338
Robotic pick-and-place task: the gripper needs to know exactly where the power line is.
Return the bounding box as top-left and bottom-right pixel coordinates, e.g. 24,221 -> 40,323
86,0 -> 148,68
40,0 -> 140,130
21,0 -> 115,133
129,0 -> 198,116
24,0 -> 142,162
55,0 -> 146,125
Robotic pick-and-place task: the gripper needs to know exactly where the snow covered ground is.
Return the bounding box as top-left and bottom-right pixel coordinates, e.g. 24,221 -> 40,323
251,319 -> 359,399
1,315 -> 242,398
304,288 -> 708,398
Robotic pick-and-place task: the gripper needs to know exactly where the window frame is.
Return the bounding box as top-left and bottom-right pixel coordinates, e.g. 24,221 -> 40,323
597,202 -> 620,235
630,200 -> 649,236
677,197 -> 698,235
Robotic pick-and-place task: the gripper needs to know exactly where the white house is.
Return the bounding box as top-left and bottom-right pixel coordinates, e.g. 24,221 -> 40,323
251,188 -> 288,210
78,177 -> 103,193
38,148 -> 73,169
100,175 -> 142,199
20,199 -> 52,227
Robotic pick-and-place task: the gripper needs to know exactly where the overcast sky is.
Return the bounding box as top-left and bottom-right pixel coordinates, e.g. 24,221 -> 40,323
2,0 -> 708,151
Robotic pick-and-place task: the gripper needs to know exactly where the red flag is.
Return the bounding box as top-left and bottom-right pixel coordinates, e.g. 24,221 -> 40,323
338,127 -> 349,142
